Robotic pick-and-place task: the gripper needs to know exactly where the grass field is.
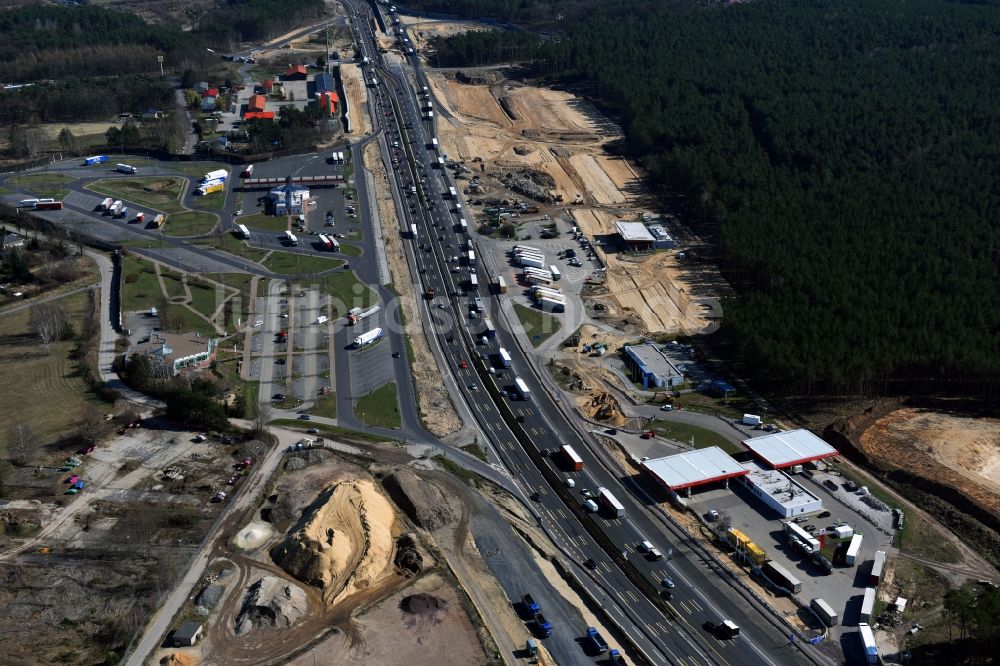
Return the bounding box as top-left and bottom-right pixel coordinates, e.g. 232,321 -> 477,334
89,177 -> 185,213
263,250 -> 344,275
0,292 -> 105,448
166,162 -> 232,183
241,214 -> 292,233
647,419 -> 739,453
193,189 -> 226,210
162,211 -> 217,237
121,255 -> 162,312
195,235 -> 270,264
323,271 -> 376,313
339,243 -> 362,257
8,172 -> 75,200
159,269 -> 186,300
513,303 -> 561,347
309,394 -> 337,418
355,382 -> 400,429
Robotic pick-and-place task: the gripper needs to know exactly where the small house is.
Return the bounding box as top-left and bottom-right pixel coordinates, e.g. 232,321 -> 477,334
314,71 -> 336,93
243,111 -> 276,121
194,81 -> 209,93
2,232 -> 24,250
201,87 -> 219,98
247,95 -> 267,113
261,79 -> 274,92
172,621 -> 204,647
284,64 -> 308,81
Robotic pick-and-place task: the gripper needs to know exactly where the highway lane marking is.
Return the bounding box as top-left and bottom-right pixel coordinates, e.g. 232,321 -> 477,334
689,598 -> 703,612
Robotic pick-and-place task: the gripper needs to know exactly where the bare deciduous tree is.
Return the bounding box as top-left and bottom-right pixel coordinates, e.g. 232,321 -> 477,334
28,303 -> 66,353
7,422 -> 35,466
252,405 -> 272,438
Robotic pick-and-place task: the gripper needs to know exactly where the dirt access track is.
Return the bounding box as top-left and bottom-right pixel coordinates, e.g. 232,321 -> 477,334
857,407 -> 1000,525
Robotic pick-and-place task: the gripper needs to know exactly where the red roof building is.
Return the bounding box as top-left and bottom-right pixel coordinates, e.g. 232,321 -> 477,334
201,87 -> 219,98
317,91 -> 339,114
284,65 -> 308,80
243,111 -> 276,121
247,95 -> 267,113
261,79 -> 274,91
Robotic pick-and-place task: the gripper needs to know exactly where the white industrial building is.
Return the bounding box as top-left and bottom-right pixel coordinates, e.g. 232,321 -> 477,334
268,185 -> 311,215
739,460 -> 823,518
743,429 -> 840,470
623,343 -> 684,388
614,220 -> 655,250
642,446 -> 749,497
647,224 -> 676,249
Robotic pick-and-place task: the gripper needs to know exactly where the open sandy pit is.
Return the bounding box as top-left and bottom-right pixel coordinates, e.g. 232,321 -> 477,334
340,63 -> 372,136
270,479 -> 398,606
859,408 -> 1000,521
402,16 -> 497,53
235,575 -> 310,635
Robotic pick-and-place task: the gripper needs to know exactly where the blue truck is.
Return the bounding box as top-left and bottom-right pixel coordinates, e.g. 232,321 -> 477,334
586,627 -> 609,653
609,648 -> 627,664
521,593 -> 540,616
533,613 -> 552,637
84,155 -> 108,166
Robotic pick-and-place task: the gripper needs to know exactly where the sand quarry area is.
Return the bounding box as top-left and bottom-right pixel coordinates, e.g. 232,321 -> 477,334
271,479 -> 398,607
860,407 -> 1000,520
425,69 -> 719,337
403,17 -> 497,53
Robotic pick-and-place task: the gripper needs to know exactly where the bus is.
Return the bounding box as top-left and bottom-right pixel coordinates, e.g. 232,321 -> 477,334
513,377 -> 531,400
284,230 -> 299,246
236,224 -> 250,239
483,318 -> 496,339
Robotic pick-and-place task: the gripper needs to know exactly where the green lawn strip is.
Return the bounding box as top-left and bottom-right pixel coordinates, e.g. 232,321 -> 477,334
269,419 -> 395,443
461,444 -> 488,462
355,382 -> 400,429
159,269 -> 187,300
263,250 -> 344,275
339,243 -> 362,257
193,235 -> 270,263
121,256 -> 164,312
647,419 -> 739,453
166,162 -> 233,182
323,271 -> 376,314
192,189 -> 227,211
308,394 -> 337,419
158,302 -> 217,337
432,455 -> 480,486
162,211 -> 217,237
513,303 -> 561,348
186,279 -> 227,322
8,172 -> 75,200
88,177 -> 186,213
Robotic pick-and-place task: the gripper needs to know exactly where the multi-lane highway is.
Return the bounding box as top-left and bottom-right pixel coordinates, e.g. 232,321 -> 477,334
343,1 -> 827,665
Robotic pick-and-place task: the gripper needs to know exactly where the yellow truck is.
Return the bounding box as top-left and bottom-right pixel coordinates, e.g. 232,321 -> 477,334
153,214 -> 167,228
196,182 -> 224,196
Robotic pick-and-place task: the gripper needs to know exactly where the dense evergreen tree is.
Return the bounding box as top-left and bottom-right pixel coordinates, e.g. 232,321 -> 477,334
437,0 -> 1000,392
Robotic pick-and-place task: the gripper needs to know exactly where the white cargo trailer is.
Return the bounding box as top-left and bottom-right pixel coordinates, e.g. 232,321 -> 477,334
811,598 -> 839,627
353,327 -> 383,347
597,488 -> 625,518
845,533 -> 864,566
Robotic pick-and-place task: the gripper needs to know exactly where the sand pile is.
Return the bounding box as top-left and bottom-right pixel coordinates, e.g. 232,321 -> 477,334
382,470 -> 459,531
271,480 -> 397,605
399,593 -> 448,629
584,392 -> 625,425
235,575 -> 309,635
161,655 -> 198,666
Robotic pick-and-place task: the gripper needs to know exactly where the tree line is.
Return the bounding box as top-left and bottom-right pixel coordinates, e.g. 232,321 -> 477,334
199,0 -> 325,43
433,0 -> 1000,393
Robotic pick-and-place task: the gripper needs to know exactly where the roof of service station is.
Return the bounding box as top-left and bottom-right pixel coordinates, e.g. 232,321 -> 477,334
642,446 -> 749,490
614,221 -> 655,243
742,429 -> 839,468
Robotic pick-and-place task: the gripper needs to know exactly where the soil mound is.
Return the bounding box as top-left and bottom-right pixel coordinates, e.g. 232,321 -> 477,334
400,592 -> 446,616
234,576 -> 308,635
584,391 -> 625,425
270,480 -> 397,605
382,470 -> 458,531
394,533 -> 425,576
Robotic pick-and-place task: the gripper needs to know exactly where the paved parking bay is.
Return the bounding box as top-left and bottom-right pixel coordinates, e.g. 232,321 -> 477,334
686,478 -> 894,636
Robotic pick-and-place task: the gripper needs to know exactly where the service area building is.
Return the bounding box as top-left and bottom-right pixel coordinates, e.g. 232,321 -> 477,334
742,429 -> 840,470
623,343 -> 684,388
738,460 -> 823,518
268,186 -> 311,215
614,221 -> 656,251
642,447 -> 749,497
647,224 -> 676,249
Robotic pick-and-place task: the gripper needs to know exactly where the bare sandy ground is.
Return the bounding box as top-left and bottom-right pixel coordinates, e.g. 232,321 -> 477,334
861,408 -> 1000,496
402,17 -> 497,53
340,63 -> 372,136
284,572 -> 488,665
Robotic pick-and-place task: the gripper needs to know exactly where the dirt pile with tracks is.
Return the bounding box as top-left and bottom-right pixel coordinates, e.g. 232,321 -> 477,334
270,479 -> 398,606
382,469 -> 459,531
582,391 -> 626,425
234,575 -> 309,635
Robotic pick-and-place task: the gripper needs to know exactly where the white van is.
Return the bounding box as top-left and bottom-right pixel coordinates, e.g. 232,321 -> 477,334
565,478 -> 575,488
583,499 -> 599,512
19,199 -> 39,208
639,540 -> 654,553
